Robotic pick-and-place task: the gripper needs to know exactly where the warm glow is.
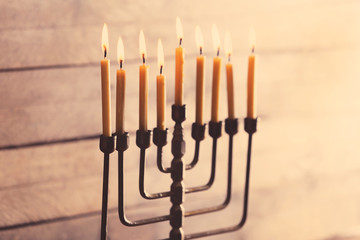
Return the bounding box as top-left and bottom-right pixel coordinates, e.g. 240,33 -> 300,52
117,37 -> 124,65
195,25 -> 204,52
224,31 -> 232,58
212,24 -> 221,54
157,39 -> 164,72
139,30 -> 147,61
249,26 -> 256,52
102,23 -> 109,57
176,16 -> 183,45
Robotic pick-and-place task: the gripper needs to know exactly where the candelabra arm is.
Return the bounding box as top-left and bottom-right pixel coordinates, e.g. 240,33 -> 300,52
157,146 -> 171,173
185,121 -> 221,194
136,130 -> 172,200
153,128 -> 171,173
139,147 -> 171,199
185,123 -> 206,170
184,118 -> 257,239
185,119 -> 238,217
99,135 -> 115,240
117,132 -> 171,227
154,123 -> 205,173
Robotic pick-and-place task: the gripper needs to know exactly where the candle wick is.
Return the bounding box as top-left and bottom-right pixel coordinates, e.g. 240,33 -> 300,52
200,47 -> 202,55
228,54 -> 231,62
104,48 -> 107,58
252,46 -> 255,53
217,48 -> 220,57
120,60 -> 123,69
142,53 -> 145,64
179,38 -> 182,46
160,65 -> 163,75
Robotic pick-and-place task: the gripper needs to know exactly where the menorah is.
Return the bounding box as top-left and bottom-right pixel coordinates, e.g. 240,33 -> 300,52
99,103 -> 257,239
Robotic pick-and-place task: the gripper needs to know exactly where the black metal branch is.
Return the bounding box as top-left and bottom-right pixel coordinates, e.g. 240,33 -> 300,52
157,135 -> 201,172
184,132 -> 254,239
185,137 -> 217,193
139,148 -> 171,199
185,134 -> 234,217
185,140 -> 201,170
184,121 -> 221,194
153,128 -> 171,173
155,123 -> 204,173
185,123 -> 206,170
99,135 -> 115,240
100,153 -> 110,240
141,122 -> 205,198
118,150 -> 171,226
157,146 -> 171,173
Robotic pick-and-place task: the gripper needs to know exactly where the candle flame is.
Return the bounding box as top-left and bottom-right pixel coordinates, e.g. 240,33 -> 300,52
157,39 -> 164,73
212,24 -> 221,55
139,30 -> 147,62
117,37 -> 124,66
176,16 -> 183,45
195,25 -> 204,54
249,26 -> 256,52
224,31 -> 232,59
101,23 -> 109,57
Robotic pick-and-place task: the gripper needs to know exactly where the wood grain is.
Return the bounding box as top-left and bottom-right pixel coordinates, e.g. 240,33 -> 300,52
0,128 -> 235,228
0,0 -> 358,69
1,0 -> 360,239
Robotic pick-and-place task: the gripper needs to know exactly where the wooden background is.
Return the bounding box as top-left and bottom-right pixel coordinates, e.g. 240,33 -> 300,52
1,0 -> 360,239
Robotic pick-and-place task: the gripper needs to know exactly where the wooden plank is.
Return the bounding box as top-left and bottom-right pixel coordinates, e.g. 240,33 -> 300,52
2,92 -> 360,232
1,47 -> 359,147
0,1 -> 360,236
0,54 -> 231,147
0,0 -> 359,69
0,211 -> 161,240
0,128 -> 237,228
1,171 -> 360,240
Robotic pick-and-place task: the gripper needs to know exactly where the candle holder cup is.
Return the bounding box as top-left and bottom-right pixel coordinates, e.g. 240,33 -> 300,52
99,105 -> 257,240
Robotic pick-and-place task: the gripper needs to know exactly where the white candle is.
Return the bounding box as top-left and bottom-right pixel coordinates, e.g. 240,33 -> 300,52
247,27 -> 256,119
100,23 -> 111,136
195,25 -> 205,125
139,30 -> 148,131
157,39 -> 166,130
211,24 -> 222,123
175,16 -> 184,106
225,31 -> 235,119
116,37 -> 126,133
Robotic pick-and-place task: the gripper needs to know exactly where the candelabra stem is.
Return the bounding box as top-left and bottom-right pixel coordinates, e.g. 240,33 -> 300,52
169,105 -> 186,240
100,153 -> 110,240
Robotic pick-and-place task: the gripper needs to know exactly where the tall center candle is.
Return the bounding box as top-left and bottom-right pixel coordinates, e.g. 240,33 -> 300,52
195,26 -> 205,125
211,25 -> 222,123
139,30 -> 148,131
116,37 -> 126,133
175,17 -> 184,106
100,23 -> 111,136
